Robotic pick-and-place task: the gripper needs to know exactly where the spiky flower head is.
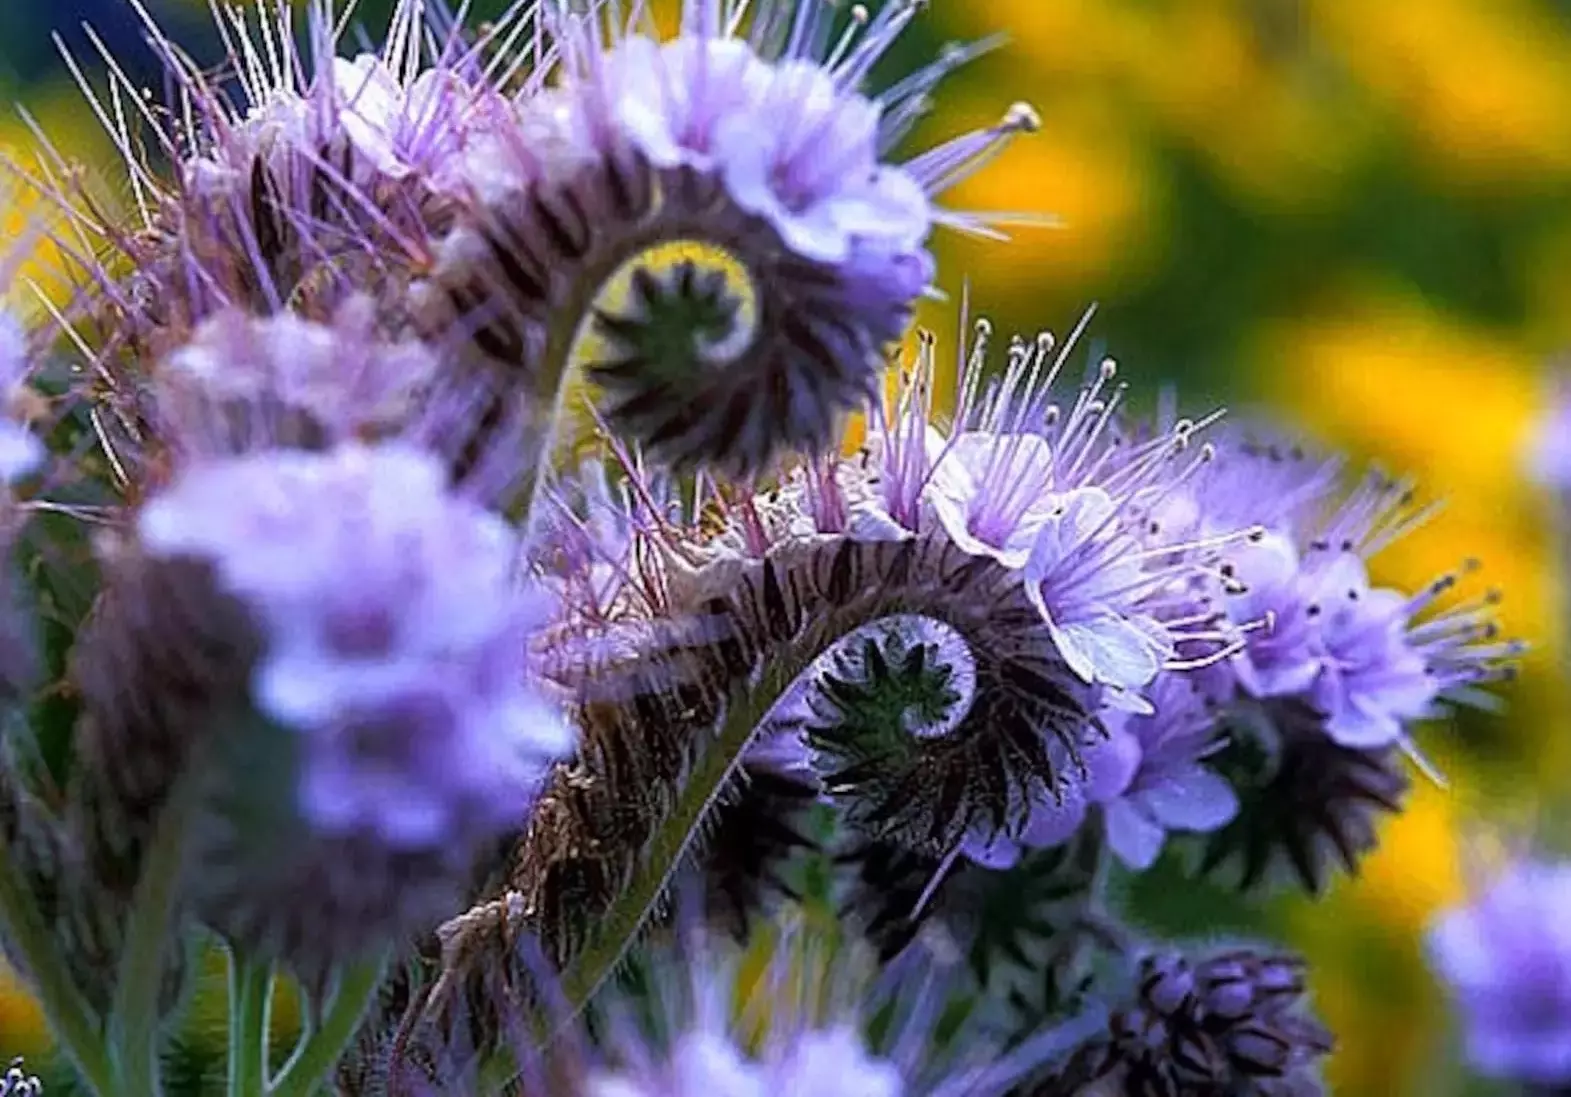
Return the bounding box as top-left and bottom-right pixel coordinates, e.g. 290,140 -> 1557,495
1042,946 -> 1333,1097
82,440 -> 571,975
1200,698 -> 1410,893
1426,856 -> 1571,1085
1165,436 -> 1521,890
420,0 -> 1038,475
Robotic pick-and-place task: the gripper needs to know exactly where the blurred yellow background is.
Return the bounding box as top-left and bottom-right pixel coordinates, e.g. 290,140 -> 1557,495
3,0 -> 1570,1092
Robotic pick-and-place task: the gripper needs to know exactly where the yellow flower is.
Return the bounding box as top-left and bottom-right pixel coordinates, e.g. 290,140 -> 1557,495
1310,0 -> 1571,186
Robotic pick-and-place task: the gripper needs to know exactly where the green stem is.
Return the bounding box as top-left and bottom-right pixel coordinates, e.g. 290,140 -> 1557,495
108,779 -> 198,1097
0,843 -> 115,1093
267,953 -> 386,1097
227,950 -> 273,1097
479,614 -> 911,1090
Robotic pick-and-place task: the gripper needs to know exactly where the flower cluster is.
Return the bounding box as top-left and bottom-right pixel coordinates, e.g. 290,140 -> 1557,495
0,2 -> 1527,1096
1427,856 -> 1571,1086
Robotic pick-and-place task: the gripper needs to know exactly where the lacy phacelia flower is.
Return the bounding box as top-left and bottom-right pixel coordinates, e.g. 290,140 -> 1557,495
420,1 -> 1038,475
842,324 -> 1246,702
130,441 -> 573,972
0,311 -> 42,482
1184,439 -> 1520,753
811,323 -> 1248,862
68,0 -> 526,388
1427,858 -> 1571,1085
1095,674 -> 1239,869
627,318 -> 1250,871
151,296 -> 438,460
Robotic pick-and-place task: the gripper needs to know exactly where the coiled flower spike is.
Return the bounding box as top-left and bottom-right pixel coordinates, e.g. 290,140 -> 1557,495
419,0 -> 1041,476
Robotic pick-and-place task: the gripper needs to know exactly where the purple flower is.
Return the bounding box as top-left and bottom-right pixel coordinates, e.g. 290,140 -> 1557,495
1096,674 -> 1239,869
1220,532 -> 1320,698
153,297 -> 438,457
0,312 -> 41,482
1190,436 -> 1519,751
1528,372 -> 1571,491
139,441 -> 572,848
1427,858 -> 1571,1084
131,440 -> 573,973
420,0 -> 1038,475
1022,486 -> 1174,693
1300,552 -> 1435,748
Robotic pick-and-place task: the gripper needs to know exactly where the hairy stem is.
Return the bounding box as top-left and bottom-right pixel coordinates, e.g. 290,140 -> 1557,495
109,778 -> 198,1097
268,953 -> 387,1097
0,842 -> 114,1094
226,950 -> 273,1097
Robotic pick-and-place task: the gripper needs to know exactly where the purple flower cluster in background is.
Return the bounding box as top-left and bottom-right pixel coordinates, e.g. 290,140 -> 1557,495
1428,857 -> 1571,1086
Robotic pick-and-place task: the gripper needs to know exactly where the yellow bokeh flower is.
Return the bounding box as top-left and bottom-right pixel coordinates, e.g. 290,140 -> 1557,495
1310,0 -> 1571,186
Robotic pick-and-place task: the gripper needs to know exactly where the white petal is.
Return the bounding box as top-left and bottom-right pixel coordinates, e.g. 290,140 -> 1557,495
1051,613 -> 1163,689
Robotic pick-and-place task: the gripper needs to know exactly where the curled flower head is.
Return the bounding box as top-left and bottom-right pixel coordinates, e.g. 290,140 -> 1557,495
419,0 -> 1038,475
722,316 -> 1256,867
1427,856 -> 1571,1085
91,440 -> 574,974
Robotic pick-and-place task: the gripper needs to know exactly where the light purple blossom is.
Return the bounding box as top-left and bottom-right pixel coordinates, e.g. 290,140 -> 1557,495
1022,486 -> 1175,694
1184,436 -> 1517,751
534,1 -> 1022,267
589,1025 -> 901,1097
178,2 -> 509,199
1096,674 -> 1239,869
1527,372 -> 1571,491
1427,858 -> 1571,1084
137,441 -> 573,850
154,296 -> 438,456
0,312 -> 42,482
1300,552 -> 1435,748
